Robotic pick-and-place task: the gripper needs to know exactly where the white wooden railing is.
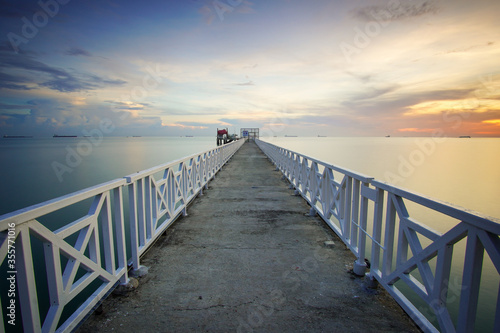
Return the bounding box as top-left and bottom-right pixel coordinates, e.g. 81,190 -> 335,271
0,139 -> 245,333
256,139 -> 500,333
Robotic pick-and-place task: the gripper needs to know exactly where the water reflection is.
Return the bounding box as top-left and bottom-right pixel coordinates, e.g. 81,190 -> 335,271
263,136 -> 500,219
0,137 -> 216,215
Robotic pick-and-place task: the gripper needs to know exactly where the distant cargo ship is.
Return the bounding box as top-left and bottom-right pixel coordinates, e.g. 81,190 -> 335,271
3,135 -> 33,138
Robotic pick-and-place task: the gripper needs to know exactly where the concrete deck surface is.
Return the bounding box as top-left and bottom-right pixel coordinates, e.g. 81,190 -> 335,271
78,141 -> 420,333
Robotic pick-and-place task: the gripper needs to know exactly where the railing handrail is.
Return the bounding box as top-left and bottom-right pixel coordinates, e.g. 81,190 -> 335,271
0,178 -> 127,229
255,138 -> 500,333
262,141 -> 374,182
124,144 -> 227,183
0,138 -> 245,333
371,179 -> 500,233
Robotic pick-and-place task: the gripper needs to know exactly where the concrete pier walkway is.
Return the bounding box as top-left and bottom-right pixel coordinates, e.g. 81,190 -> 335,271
78,141 -> 419,332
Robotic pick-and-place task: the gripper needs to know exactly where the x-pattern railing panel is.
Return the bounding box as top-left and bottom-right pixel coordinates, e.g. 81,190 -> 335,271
256,139 -> 500,333
0,179 -> 127,333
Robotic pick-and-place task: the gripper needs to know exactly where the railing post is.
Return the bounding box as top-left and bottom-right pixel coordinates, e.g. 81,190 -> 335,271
42,241 -> 62,332
351,179 -> 360,252
339,180 -> 346,236
308,161 -> 319,215
113,187 -> 129,284
137,178 -> 146,250
145,176 -> 153,242
433,244 -> 455,330
101,192 -> 116,274
181,163 -> 188,217
382,194 -> 397,278
344,176 -> 352,246
127,182 -> 139,270
369,188 -> 384,279
16,225 -> 42,332
457,228 -> 484,333
353,182 -> 370,276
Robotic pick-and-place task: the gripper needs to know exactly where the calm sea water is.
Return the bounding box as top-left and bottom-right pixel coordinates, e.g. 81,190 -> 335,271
2,136 -> 498,218
0,137 -> 217,215
262,136 -> 500,222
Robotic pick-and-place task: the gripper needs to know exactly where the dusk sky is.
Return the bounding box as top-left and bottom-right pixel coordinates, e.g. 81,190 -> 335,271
1,0 -> 499,137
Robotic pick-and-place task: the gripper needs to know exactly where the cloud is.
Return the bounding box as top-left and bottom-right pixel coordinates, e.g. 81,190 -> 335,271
393,109 -> 500,137
84,73 -> 126,86
1,0 -> 498,138
0,99 -> 83,131
344,71 -> 372,83
0,97 -> 171,136
340,87 -> 477,118
40,77 -> 95,92
351,0 -> 438,22
0,51 -> 68,77
106,101 -> 151,111
163,121 -> 209,129
436,41 -> 496,56
65,47 -> 92,57
0,102 -> 31,111
0,50 -> 126,92
234,80 -> 254,86
351,84 -> 400,101
0,72 -> 33,90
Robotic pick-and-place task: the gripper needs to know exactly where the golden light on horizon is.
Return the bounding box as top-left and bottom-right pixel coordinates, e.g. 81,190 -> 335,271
397,128 -> 435,133
404,99 -> 500,116
483,119 -> 500,125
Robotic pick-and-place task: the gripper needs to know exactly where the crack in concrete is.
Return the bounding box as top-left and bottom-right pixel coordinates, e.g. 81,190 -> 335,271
171,301 -> 255,312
